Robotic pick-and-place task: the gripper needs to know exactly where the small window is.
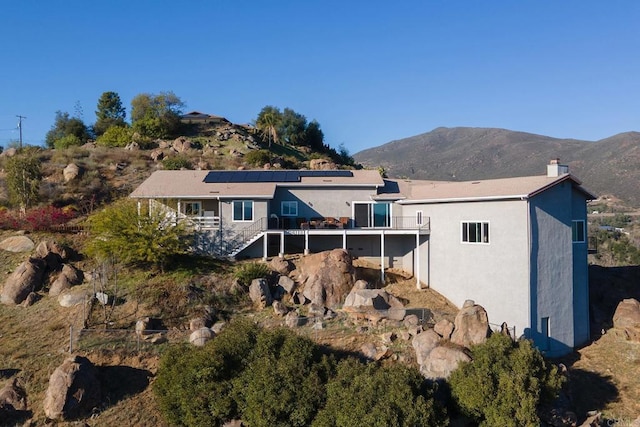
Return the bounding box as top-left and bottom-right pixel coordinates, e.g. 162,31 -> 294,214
541,317 -> 550,350
572,220 -> 585,243
462,221 -> 489,244
233,200 -> 253,222
184,201 -> 201,216
281,201 -> 298,217
416,211 -> 424,226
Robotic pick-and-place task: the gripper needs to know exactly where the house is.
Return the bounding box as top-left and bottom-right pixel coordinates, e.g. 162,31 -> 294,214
180,111 -> 231,125
130,160 -> 595,356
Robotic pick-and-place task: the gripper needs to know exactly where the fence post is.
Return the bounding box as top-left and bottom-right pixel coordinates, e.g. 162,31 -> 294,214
69,325 -> 73,353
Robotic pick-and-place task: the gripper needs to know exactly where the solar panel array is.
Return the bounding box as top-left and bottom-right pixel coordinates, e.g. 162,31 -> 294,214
203,170 -> 353,183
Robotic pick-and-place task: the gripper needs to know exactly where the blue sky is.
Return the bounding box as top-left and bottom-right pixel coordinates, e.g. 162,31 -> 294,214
1,1 -> 639,154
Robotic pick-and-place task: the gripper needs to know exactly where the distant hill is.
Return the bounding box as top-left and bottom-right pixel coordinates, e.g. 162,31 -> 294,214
354,127 -> 640,206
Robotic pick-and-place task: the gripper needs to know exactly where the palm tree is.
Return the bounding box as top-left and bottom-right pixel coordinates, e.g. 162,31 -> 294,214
255,106 -> 282,148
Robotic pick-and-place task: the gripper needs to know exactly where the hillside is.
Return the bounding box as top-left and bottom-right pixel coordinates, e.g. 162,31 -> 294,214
354,127 -> 640,206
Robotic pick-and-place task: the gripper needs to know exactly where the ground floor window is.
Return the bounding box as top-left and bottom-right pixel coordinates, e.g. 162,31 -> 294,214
233,200 -> 253,222
572,220 -> 585,242
541,317 -> 550,350
281,201 -> 298,217
462,221 -> 489,244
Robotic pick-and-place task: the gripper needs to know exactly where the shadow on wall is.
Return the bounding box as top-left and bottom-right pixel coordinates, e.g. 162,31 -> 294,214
589,265 -> 640,337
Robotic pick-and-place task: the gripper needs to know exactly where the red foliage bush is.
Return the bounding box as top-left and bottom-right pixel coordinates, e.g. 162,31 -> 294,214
0,206 -> 76,231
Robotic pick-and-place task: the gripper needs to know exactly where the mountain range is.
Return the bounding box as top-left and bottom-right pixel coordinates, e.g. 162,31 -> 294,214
353,127 -> 640,206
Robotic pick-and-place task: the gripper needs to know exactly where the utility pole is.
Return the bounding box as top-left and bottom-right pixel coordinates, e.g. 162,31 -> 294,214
16,115 -> 26,149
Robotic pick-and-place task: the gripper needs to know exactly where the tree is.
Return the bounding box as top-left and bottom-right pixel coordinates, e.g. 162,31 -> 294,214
131,91 -> 184,139
449,334 -> 564,427
44,111 -> 91,148
304,119 -> 324,150
85,199 -> 193,271
255,106 -> 282,147
313,358 -> 446,427
95,125 -> 134,147
280,108 -> 307,145
94,91 -> 127,136
4,147 -> 42,210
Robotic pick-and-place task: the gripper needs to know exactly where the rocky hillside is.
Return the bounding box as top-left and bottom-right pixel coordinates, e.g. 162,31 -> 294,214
354,127 -> 640,206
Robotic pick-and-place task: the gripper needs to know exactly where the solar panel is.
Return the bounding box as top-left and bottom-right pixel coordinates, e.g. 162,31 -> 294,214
203,170 -> 354,183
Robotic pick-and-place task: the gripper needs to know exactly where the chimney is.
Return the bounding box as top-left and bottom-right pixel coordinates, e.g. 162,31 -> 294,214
547,158 -> 569,177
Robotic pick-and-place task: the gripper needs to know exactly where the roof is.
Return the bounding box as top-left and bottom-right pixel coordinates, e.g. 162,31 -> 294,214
385,174 -> 596,204
130,169 -> 383,199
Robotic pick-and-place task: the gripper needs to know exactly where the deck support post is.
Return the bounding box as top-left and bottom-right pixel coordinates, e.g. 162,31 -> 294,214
279,231 -> 285,258
416,232 -> 421,290
304,230 -> 310,255
380,231 -> 385,283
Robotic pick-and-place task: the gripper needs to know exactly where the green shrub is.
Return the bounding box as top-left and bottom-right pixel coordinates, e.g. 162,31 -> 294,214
53,134 -> 83,149
313,358 -> 446,427
96,125 -> 134,147
244,150 -> 271,166
162,156 -> 193,170
234,262 -> 270,286
449,334 -> 563,427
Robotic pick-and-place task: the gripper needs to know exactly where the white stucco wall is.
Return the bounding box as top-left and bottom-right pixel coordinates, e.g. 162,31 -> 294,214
405,200 -> 531,337
272,187 -> 377,220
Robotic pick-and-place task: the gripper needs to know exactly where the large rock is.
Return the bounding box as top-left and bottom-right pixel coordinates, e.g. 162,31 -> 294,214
63,163 -> 81,182
434,318 -> 455,339
278,275 -> 296,294
613,298 -> 640,341
420,345 -> 471,379
49,264 -> 84,296
42,355 -> 101,421
343,287 -> 406,321
294,249 -> 355,308
450,301 -> 490,347
58,287 -> 92,308
35,240 -> 68,270
412,329 -> 441,366
0,235 -> 35,253
0,379 -> 27,411
1,257 -> 46,305
249,278 -> 272,309
190,327 -> 215,346
269,257 -> 292,275
309,158 -> 337,170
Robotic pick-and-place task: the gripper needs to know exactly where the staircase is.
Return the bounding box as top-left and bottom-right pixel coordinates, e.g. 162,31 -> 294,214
224,217 -> 268,259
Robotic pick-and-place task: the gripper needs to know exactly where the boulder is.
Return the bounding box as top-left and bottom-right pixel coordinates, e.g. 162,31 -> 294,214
309,158 -> 337,170
190,327 -> 215,346
420,345 -> 471,379
295,249 -> 355,308
343,287 -> 406,321
135,317 -> 163,336
150,149 -> 164,162
613,298 -> 640,341
269,257 -> 292,275
58,288 -> 92,308
1,257 -> 46,305
63,163 -> 81,182
360,342 -> 378,360
0,379 -> 27,411
42,356 -> 101,420
172,137 -> 192,152
434,318 -> 455,339
403,314 -> 420,328
211,321 -> 226,334
278,275 -> 296,294
412,329 -> 441,366
35,240 -> 67,270
0,235 -> 34,253
249,278 -> 272,309
95,291 -> 111,306
49,264 -> 84,296
450,302 -> 490,347
21,292 -> 39,307
285,311 -> 304,328
272,300 -> 289,316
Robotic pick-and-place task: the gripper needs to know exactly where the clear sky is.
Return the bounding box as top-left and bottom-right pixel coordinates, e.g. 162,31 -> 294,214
1,1 -> 639,154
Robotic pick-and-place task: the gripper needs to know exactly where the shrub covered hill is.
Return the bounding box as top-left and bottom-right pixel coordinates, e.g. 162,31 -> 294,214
354,127 -> 640,207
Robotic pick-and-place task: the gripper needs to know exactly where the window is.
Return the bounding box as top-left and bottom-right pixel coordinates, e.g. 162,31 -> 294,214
184,201 -> 201,216
281,201 -> 298,217
462,221 -> 489,244
572,220 -> 585,243
353,202 -> 391,228
233,200 -> 253,222
416,211 -> 424,226
541,317 -> 550,351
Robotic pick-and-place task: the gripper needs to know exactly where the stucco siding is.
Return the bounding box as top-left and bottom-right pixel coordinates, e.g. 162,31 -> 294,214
417,200 -> 531,336
571,188 -> 590,346
529,182 -> 575,356
272,187 -> 376,220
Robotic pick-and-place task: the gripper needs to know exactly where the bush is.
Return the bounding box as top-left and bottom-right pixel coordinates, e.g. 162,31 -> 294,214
234,262 -> 271,286
85,199 -> 193,270
244,150 -> 271,166
96,125 -> 134,147
449,334 -> 563,427
313,358 -> 446,427
162,156 -> 193,170
53,134 -> 83,149
0,205 -> 75,231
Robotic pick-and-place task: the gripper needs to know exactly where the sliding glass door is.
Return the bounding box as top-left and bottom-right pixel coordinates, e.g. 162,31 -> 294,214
354,202 -> 390,228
